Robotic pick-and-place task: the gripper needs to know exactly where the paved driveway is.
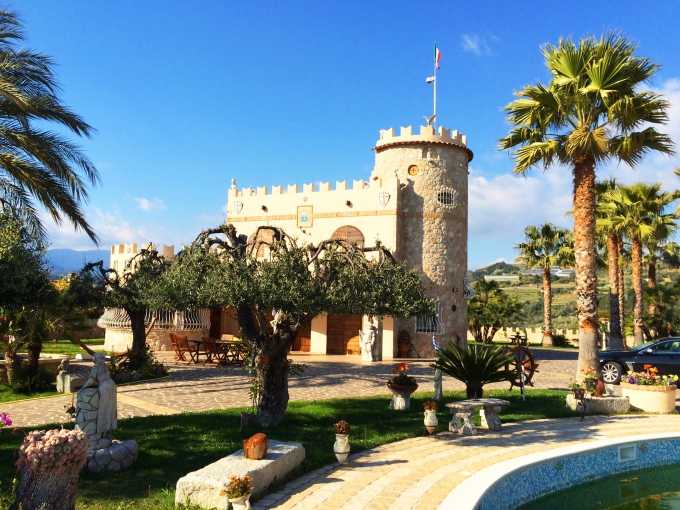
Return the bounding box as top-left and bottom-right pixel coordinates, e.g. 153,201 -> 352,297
1,348 -> 577,428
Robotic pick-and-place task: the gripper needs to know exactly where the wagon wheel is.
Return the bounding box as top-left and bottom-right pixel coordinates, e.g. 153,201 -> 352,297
507,345 -> 538,389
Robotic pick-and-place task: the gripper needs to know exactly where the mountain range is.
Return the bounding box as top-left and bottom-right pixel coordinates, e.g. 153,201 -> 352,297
46,249 -> 109,276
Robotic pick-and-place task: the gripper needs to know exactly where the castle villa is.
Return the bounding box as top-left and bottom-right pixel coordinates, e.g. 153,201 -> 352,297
101,123 -> 472,359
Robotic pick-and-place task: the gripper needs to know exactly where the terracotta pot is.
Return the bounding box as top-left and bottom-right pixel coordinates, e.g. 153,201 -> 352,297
334,433 -> 350,464
594,378 -> 606,397
424,409 -> 438,435
620,382 -> 677,414
243,433 -> 267,460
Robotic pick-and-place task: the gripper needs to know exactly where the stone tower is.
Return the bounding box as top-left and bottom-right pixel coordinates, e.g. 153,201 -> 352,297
370,125 -> 473,357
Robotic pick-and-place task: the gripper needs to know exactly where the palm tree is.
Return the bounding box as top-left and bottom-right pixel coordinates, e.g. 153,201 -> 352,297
516,224 -> 573,347
499,35 -> 673,376
596,179 -> 625,349
600,183 -> 677,345
0,11 -> 98,241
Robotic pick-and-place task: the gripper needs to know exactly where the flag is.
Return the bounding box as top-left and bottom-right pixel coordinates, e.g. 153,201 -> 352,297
425,75 -> 435,84
435,45 -> 441,70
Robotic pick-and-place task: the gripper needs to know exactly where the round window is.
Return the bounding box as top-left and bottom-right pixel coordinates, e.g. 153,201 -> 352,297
437,188 -> 457,207
407,165 -> 419,177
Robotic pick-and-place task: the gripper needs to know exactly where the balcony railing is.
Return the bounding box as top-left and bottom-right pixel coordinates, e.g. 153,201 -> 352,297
97,308 -> 210,331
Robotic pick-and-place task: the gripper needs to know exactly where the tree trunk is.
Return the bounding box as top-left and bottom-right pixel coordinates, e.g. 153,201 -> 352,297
127,309 -> 147,358
631,237 -> 644,345
542,267 -> 554,347
606,233 -> 623,350
647,257 -> 657,327
617,237 -> 626,343
465,382 -> 484,399
256,334 -> 292,427
573,160 -> 600,379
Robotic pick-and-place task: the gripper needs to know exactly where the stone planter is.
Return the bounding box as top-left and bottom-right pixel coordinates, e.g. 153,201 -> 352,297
565,394 -> 630,415
387,383 -> 417,411
621,383 -> 677,414
228,493 -> 252,510
424,409 -> 438,434
333,433 -> 350,464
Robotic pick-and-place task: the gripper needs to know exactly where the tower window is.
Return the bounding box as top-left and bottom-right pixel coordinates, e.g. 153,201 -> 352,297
416,300 -> 443,334
436,188 -> 457,208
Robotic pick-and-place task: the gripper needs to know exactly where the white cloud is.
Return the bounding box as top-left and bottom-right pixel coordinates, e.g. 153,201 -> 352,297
460,33 -> 495,57
134,196 -> 166,212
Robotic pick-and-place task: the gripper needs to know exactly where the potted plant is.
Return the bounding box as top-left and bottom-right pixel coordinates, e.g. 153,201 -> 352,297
581,368 -> 599,395
423,400 -> 438,435
569,382 -> 585,401
221,474 -> 253,510
387,363 -> 418,410
432,344 -> 513,398
621,365 -> 678,413
333,420 -> 351,464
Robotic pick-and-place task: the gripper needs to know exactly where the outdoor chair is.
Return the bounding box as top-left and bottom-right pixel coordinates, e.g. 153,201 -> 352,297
171,333 -> 197,363
200,337 -> 224,364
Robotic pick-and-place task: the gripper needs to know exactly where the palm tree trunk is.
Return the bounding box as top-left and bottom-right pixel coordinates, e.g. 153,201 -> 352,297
647,256 -> 657,315
617,237 -> 626,343
631,237 -> 644,345
606,233 -> 623,350
573,160 -> 600,378
542,267 -> 553,347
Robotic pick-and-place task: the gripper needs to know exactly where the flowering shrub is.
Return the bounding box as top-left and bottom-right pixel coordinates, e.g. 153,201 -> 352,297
335,420 -> 350,435
221,474 -> 253,499
423,400 -> 438,411
626,365 -> 679,387
16,428 -> 88,476
387,362 -> 418,393
0,412 -> 11,428
581,368 -> 599,392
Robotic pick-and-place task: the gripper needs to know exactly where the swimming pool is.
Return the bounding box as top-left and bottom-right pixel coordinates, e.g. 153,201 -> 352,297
520,463 -> 680,509
441,433 -> 680,509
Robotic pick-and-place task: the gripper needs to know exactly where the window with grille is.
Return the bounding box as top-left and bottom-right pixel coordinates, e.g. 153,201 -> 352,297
436,188 -> 457,207
416,300 -> 443,333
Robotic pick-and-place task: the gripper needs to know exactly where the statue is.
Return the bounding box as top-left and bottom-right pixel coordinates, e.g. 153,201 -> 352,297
56,358 -> 84,393
75,352 -> 117,447
359,323 -> 377,362
432,335 -> 443,401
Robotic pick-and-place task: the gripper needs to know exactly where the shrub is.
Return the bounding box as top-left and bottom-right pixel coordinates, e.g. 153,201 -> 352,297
334,420 -> 350,434
109,344 -> 167,384
433,343 -> 514,398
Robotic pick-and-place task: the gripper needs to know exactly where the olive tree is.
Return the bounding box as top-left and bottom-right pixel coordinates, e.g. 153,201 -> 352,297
155,224 -> 432,426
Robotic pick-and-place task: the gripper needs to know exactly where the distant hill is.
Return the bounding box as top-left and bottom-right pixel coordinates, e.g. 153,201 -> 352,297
46,249 -> 109,277
471,261 -> 520,281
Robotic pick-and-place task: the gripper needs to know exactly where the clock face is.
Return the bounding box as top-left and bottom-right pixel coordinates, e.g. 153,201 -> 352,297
407,164 -> 419,177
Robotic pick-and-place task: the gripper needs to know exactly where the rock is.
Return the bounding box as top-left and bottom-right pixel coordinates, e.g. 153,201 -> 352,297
175,440 -> 305,510
566,394 -> 630,414
85,439 -> 138,473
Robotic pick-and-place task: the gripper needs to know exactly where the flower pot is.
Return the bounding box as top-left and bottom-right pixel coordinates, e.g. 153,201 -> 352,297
334,433 -> 350,464
387,382 -> 417,411
621,382 -> 677,414
424,409 -> 438,435
228,493 -> 252,510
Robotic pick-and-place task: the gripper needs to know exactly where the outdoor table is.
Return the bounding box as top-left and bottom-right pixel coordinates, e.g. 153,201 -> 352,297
189,339 -> 246,365
445,398 -> 510,435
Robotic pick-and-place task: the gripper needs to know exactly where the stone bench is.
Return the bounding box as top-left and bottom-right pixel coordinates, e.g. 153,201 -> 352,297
175,440 -> 305,510
446,398 -> 510,435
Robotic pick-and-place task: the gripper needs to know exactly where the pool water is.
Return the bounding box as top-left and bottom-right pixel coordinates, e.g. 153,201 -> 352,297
520,463 -> 680,509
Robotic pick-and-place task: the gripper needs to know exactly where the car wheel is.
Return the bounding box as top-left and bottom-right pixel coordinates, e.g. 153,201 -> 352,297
601,361 -> 622,384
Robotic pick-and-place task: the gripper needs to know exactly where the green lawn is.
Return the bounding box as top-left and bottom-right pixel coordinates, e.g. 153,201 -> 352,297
40,338 -> 105,355
0,385 -> 58,403
0,388 -> 573,509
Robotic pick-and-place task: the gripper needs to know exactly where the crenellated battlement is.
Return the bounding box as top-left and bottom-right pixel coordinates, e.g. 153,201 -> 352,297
228,176 -> 394,198
375,125 -> 468,152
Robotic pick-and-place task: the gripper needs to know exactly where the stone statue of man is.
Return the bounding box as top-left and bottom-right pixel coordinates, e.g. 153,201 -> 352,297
75,353 -> 117,447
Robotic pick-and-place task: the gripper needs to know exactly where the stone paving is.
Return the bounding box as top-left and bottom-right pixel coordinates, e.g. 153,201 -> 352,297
0,348 -> 577,428
254,414 -> 680,510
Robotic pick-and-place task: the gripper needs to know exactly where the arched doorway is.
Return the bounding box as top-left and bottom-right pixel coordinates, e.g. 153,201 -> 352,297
331,225 -> 365,248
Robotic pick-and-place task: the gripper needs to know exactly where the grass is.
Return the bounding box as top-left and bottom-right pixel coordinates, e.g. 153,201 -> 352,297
40,338 -> 105,355
0,388 -> 573,509
0,385 -> 58,403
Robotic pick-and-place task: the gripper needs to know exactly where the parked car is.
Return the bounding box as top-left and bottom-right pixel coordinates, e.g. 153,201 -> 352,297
599,337 -> 680,384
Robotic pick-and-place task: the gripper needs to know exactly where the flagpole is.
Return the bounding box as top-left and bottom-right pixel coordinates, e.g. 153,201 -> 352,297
433,44 -> 437,124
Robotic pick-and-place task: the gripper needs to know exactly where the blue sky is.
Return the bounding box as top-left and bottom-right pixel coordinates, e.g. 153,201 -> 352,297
13,1 -> 680,267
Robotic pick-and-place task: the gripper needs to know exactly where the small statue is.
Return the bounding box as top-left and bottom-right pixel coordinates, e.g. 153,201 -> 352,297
56,358 -> 84,393
75,352 -> 117,448
359,324 -> 377,362
243,433 -> 267,460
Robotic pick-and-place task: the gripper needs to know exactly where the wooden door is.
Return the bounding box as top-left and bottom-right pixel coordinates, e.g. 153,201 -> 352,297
292,319 -> 311,352
327,314 -> 362,354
